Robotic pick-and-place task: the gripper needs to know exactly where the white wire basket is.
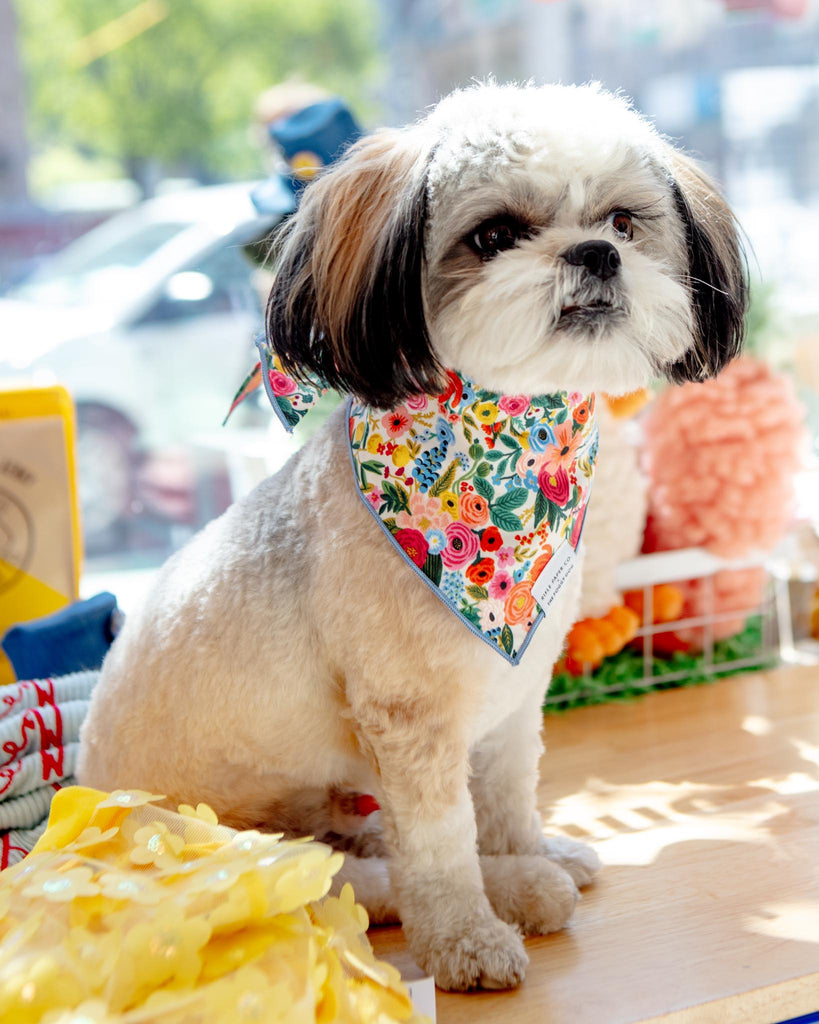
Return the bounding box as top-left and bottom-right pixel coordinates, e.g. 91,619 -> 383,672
544,546 -> 783,709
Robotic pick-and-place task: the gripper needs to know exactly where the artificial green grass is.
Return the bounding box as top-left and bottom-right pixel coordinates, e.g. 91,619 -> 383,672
544,616 -> 772,713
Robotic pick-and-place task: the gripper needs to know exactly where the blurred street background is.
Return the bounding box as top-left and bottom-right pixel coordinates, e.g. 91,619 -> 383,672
1,0 -> 818,576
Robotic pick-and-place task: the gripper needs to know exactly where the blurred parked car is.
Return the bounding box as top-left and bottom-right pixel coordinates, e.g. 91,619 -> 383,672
0,183 -> 282,552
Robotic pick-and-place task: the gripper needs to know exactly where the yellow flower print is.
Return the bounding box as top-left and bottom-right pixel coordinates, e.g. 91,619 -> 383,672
227,829 -> 283,854
365,432 -> 384,454
96,789 -> 165,811
178,802 -> 219,825
22,865 -> 100,902
310,882 -> 369,942
391,444 -> 411,468
129,821 -> 185,869
440,491 -> 460,518
98,871 -> 162,906
201,964 -> 290,1024
474,401 -> 500,423
107,906 -> 211,1011
177,802 -> 228,851
251,844 -> 342,911
69,826 -> 120,853
184,858 -> 248,896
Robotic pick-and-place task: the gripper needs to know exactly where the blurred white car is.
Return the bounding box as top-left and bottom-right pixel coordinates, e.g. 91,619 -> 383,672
0,183 -> 281,548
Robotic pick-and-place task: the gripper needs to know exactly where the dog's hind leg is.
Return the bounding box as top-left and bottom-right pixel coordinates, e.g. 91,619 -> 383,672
329,855 -> 398,924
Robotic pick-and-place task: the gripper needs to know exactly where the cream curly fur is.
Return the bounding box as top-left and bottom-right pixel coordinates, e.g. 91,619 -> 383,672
78,82 -> 744,991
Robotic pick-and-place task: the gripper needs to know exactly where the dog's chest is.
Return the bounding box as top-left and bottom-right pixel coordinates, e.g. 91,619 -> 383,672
466,568 -> 582,745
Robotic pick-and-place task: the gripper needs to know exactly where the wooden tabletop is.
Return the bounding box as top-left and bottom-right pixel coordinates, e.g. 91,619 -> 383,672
369,665 -> 819,1024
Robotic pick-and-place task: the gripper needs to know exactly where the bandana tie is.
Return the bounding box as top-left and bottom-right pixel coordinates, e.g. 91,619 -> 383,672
230,338 -> 599,665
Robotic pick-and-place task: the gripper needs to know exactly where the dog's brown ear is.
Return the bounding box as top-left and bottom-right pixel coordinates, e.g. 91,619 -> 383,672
665,152 -> 748,383
266,129 -> 444,408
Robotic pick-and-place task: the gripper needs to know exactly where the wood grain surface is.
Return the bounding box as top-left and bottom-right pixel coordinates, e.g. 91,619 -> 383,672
369,666 -> 819,1024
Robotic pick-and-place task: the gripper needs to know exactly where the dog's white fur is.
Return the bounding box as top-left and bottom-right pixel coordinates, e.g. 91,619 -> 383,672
78,83 -> 744,991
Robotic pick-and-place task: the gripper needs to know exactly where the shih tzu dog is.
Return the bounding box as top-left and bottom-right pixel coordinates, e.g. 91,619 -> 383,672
78,83 -> 745,991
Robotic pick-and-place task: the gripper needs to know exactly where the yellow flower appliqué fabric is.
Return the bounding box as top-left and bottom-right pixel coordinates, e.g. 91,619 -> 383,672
0,787 -> 427,1023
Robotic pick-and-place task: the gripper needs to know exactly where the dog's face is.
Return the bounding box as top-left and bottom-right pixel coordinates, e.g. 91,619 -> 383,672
267,83 -> 746,407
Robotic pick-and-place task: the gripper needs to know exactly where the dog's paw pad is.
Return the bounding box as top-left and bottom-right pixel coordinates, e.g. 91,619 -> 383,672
540,835 -> 601,888
483,855 -> 578,935
415,916 -> 528,992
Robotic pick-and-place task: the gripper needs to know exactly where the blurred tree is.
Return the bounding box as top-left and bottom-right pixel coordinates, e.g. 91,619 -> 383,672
16,0 -> 380,195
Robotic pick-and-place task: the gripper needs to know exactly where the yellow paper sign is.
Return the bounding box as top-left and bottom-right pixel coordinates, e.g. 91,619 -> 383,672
0,386 -> 82,683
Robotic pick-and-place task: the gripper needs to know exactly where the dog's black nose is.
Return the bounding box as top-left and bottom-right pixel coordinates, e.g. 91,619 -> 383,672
562,240 -> 621,281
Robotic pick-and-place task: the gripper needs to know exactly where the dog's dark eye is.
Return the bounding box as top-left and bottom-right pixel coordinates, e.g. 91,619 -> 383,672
469,217 -> 528,259
610,211 -> 633,240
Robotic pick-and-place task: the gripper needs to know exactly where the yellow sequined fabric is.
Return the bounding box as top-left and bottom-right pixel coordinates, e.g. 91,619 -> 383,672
0,787 -> 426,1023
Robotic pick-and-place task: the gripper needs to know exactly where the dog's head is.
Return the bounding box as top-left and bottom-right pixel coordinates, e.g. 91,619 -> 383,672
267,82 -> 746,407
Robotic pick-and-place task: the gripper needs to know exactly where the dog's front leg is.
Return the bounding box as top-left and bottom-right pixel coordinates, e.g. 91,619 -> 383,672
354,692 -> 528,991
471,684 -> 601,902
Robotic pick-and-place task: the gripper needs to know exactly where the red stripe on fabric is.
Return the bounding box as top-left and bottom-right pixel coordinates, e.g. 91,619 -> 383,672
39,705 -> 64,781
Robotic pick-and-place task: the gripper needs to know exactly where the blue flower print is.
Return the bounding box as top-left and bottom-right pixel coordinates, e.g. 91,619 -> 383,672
435,417 -> 455,445
426,528 -> 447,556
529,422 -> 555,452
441,571 -> 465,602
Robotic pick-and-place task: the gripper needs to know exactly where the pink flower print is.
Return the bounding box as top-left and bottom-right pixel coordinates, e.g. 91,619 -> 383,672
394,528 -> 429,567
569,391 -> 583,405
381,407 -> 412,438
396,492 -> 451,533
268,369 -> 297,396
499,395 -> 529,417
366,488 -> 383,510
496,546 -> 516,568
488,571 -> 513,600
542,421 -> 584,474
538,464 -> 571,505
441,521 -> 480,569
516,449 -> 547,480
405,393 -> 428,411
479,599 -> 506,632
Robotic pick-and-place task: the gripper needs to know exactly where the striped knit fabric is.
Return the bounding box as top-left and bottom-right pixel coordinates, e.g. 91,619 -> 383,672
0,672 -> 98,868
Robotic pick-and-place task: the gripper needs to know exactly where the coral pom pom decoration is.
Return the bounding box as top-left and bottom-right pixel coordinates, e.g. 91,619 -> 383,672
641,356 -> 806,648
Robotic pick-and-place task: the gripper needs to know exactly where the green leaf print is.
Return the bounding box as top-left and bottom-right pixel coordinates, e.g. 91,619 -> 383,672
534,490 -> 549,529
474,476 -> 494,502
490,508 -> 523,532
466,584 -> 489,600
501,625 -> 514,655
276,396 -> 300,428
423,553 -> 443,586
430,459 -> 458,497
493,488 -> 528,512
381,479 -> 411,514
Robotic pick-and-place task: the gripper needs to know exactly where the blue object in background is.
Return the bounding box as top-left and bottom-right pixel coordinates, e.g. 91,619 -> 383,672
1,592 -> 119,680
251,97 -> 362,215
776,1012 -> 819,1023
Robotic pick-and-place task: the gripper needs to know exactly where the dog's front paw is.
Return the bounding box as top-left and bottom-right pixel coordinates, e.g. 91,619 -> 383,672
411,913 -> 528,991
540,835 -> 601,888
482,854 -> 578,935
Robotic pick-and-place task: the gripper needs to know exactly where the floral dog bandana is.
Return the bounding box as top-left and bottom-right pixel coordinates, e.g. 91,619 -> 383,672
233,338 -> 599,665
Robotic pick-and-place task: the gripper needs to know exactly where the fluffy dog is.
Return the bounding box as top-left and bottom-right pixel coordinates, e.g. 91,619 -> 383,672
78,83 -> 745,991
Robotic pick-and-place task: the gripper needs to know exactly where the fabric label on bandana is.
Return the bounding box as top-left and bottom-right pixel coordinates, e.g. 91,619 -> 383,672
531,540 -> 577,612
241,340 -> 598,665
